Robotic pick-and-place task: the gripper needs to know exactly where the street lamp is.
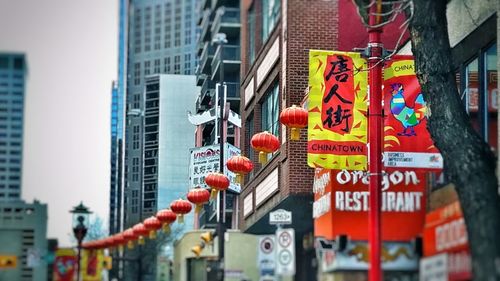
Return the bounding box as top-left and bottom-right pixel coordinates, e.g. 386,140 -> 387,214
70,202 -> 92,281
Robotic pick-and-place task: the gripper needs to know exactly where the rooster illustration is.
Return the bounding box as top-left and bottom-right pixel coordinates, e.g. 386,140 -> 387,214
389,83 -> 426,136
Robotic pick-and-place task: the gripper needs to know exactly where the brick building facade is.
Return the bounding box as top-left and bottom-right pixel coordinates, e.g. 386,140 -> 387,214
239,0 -> 341,279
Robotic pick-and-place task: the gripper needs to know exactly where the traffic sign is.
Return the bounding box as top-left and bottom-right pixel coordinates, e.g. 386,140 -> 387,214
257,235 -> 276,278
269,209 -> 292,225
275,228 -> 295,276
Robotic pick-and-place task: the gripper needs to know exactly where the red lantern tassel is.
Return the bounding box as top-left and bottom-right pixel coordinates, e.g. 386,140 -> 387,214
259,151 -> 268,164
210,189 -> 218,200
162,223 -> 171,233
195,204 -> 203,214
290,128 -> 300,140
149,230 -> 156,239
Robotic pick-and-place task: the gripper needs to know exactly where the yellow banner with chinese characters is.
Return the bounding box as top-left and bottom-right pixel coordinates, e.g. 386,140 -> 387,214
81,249 -> 104,281
308,50 -> 368,170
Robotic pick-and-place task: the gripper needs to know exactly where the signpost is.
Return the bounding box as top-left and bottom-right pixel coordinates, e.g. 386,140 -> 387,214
275,228 -> 295,276
257,235 -> 276,280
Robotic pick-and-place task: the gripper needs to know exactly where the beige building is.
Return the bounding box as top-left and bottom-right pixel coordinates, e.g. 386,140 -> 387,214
173,230 -> 260,281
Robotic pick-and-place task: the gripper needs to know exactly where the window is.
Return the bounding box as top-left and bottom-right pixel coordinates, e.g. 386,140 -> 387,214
262,0 -> 281,42
134,9 -> 142,53
132,157 -> 140,182
154,59 -> 161,74
134,63 -> 141,85
133,94 -> 140,109
245,113 -> 255,178
261,82 -> 280,137
247,5 -> 256,64
457,43 -> 497,151
133,125 -> 140,149
164,57 -> 171,73
174,55 -> 181,74
184,54 -> 191,74
144,61 -> 151,76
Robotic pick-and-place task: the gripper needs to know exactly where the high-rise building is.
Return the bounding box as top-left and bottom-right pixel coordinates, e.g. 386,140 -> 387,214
122,74 -> 198,281
143,74 -> 198,223
108,0 -> 127,237
123,0 -> 199,229
192,0 -> 242,229
0,53 -> 26,201
0,53 -> 48,281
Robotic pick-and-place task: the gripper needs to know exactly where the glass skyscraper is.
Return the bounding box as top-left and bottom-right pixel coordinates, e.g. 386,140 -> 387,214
0,53 -> 26,202
124,0 -> 199,228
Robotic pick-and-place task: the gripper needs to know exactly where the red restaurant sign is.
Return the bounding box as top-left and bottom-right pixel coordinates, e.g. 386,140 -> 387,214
313,168 -> 426,241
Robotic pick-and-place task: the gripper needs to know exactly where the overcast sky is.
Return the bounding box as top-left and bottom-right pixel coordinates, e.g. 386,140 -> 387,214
0,0 -> 117,246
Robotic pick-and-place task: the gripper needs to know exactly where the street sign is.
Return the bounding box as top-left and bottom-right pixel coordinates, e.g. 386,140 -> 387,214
257,235 -> 276,278
275,228 -> 295,276
269,209 -> 292,225
188,143 -> 241,193
0,255 -> 17,269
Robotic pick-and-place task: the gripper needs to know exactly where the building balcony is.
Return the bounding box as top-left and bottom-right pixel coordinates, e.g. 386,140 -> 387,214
195,65 -> 207,86
199,10 -> 212,43
200,42 -> 215,75
200,79 -> 216,104
211,45 -> 241,81
196,40 -> 204,56
211,7 -> 240,39
211,0 -> 237,10
195,94 -> 209,113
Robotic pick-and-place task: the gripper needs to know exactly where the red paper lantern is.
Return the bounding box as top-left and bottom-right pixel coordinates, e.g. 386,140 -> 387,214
251,131 -> 280,164
204,172 -> 230,199
226,155 -> 254,183
93,240 -> 104,250
133,223 -> 148,245
123,228 -> 138,249
280,105 -> 308,140
102,238 -> 112,249
156,209 -> 177,233
170,199 -> 192,223
82,241 -> 90,249
144,216 -> 162,239
187,188 -> 211,213
114,233 -> 126,251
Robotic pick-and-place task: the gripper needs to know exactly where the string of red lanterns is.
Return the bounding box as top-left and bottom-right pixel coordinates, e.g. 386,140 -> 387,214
81,108 -> 304,251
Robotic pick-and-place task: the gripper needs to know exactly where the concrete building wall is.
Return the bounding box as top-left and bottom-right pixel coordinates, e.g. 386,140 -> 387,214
0,200 -> 48,281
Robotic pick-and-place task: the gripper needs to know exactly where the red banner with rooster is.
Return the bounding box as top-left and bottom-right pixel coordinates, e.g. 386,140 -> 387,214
383,56 -> 443,170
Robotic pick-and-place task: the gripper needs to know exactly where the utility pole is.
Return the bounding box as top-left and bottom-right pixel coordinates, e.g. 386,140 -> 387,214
367,2 -> 384,281
213,31 -> 228,281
